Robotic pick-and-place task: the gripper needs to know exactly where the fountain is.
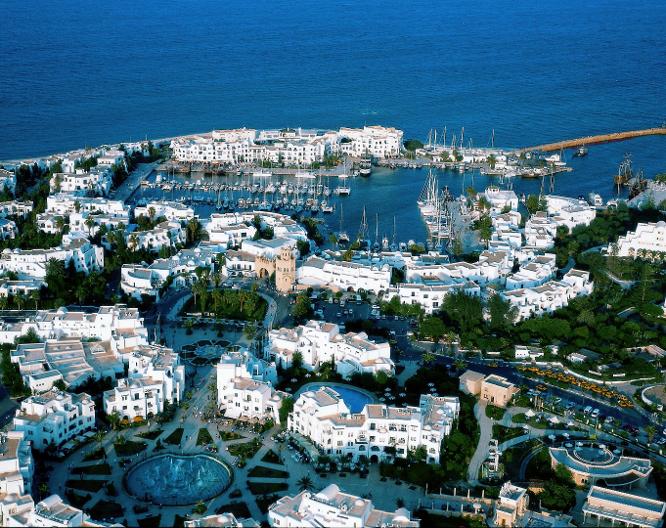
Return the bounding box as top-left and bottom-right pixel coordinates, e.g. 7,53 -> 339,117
125,454 -> 232,506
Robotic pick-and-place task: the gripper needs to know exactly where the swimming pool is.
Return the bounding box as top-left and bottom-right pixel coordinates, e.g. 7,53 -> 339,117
297,383 -> 376,413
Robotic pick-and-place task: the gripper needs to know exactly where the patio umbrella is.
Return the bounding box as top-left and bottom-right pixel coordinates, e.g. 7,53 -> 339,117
525,409 -> 536,418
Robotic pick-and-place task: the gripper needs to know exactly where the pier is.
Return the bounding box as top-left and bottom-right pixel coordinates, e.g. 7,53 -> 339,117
516,127 -> 666,153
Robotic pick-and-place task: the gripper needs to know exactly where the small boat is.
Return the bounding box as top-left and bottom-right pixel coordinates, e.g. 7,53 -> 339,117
573,145 -> 588,157
359,157 -> 372,177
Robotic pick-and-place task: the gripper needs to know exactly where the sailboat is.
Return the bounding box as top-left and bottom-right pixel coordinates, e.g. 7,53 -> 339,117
337,203 -> 349,245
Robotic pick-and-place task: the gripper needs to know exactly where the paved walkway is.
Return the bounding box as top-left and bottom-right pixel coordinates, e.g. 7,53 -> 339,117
467,401 -> 493,483
110,162 -> 157,202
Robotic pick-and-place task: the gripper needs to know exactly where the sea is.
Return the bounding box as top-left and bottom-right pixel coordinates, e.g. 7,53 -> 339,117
2,0 -> 665,243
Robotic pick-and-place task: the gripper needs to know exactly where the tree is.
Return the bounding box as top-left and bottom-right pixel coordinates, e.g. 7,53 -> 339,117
421,352 -> 436,365
403,139 -> 424,152
279,397 -> 294,424
419,316 -> 446,343
297,475 -> 314,491
525,194 -> 547,215
473,214 -> 493,247
292,293 -> 312,321
488,295 -> 516,331
45,258 -> 66,293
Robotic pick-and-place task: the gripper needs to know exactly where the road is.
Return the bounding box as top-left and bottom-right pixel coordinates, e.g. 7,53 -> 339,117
110,162 -> 157,202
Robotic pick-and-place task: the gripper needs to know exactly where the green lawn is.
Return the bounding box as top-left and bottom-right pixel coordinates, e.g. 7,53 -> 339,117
485,405 -> 506,420
217,502 -> 253,518
492,424 -> 526,444
82,447 -> 106,462
65,479 -> 107,492
220,431 -> 244,441
164,427 -> 184,446
65,490 -> 91,509
248,466 -> 290,479
248,482 -> 289,495
228,439 -> 262,459
73,463 -> 112,476
88,499 -> 124,519
113,440 -> 147,457
137,429 -> 163,440
261,450 -> 283,465
137,515 -> 162,528
196,428 -> 214,446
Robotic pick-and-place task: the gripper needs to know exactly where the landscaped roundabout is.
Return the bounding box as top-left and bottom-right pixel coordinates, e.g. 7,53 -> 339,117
124,454 -> 233,506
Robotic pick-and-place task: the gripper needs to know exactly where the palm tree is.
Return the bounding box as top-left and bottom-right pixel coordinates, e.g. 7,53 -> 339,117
85,217 -> 96,236
297,476 -> 314,492
30,290 -> 40,310
421,352 -> 436,365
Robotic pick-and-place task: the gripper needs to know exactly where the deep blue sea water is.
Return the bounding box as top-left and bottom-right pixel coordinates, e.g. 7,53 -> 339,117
2,0 -> 666,240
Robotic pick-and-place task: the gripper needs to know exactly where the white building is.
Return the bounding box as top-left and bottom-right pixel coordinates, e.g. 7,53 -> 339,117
484,187 -> 519,212
337,126 -> 404,158
545,195 -> 597,232
0,238 -> 104,280
120,245 -> 219,300
501,268 -> 593,320
45,194 -> 128,218
11,339 -> 124,393
505,254 -> 557,290
0,279 -> 43,299
388,281 -> 481,314
216,350 -> 284,424
50,169 -> 112,197
289,387 -> 459,464
103,345 -> 185,421
524,212 -> 558,249
3,493 -> 116,528
134,201 -> 195,222
13,389 -> 95,451
0,169 -> 17,196
0,200 -> 32,219
268,320 -> 394,379
297,256 -> 391,294
514,345 -> 544,361
0,304 -> 148,350
185,513 -> 259,528
206,212 -> 307,247
615,221 -> 666,259
0,219 -> 17,240
0,431 -> 34,496
126,221 -> 185,253
268,484 -> 419,528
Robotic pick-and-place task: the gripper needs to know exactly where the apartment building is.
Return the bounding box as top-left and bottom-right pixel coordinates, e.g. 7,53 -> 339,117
268,320 -> 394,379
615,221 -> 666,259
13,390 -> 95,451
268,484 -> 419,528
288,387 -> 459,463
134,200 -> 195,222
297,256 -> 391,294
103,345 -> 185,420
581,486 -> 665,528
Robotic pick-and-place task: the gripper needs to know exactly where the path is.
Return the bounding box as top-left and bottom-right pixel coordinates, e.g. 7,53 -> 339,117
516,126 -> 666,153
110,162 -> 157,202
467,401 -> 493,483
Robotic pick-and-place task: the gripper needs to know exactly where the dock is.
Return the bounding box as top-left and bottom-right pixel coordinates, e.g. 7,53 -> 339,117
516,127 -> 666,153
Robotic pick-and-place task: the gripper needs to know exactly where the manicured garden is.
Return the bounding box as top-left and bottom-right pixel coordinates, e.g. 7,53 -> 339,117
89,499 -> 124,519
137,429 -> 163,440
228,438 -> 262,459
219,430 -> 244,441
248,465 -> 290,479
73,463 -> 111,476
164,427 -> 184,446
196,428 -> 214,446
65,479 -> 108,492
485,405 -> 506,420
261,449 -> 283,465
248,481 -> 289,495
113,439 -> 147,457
